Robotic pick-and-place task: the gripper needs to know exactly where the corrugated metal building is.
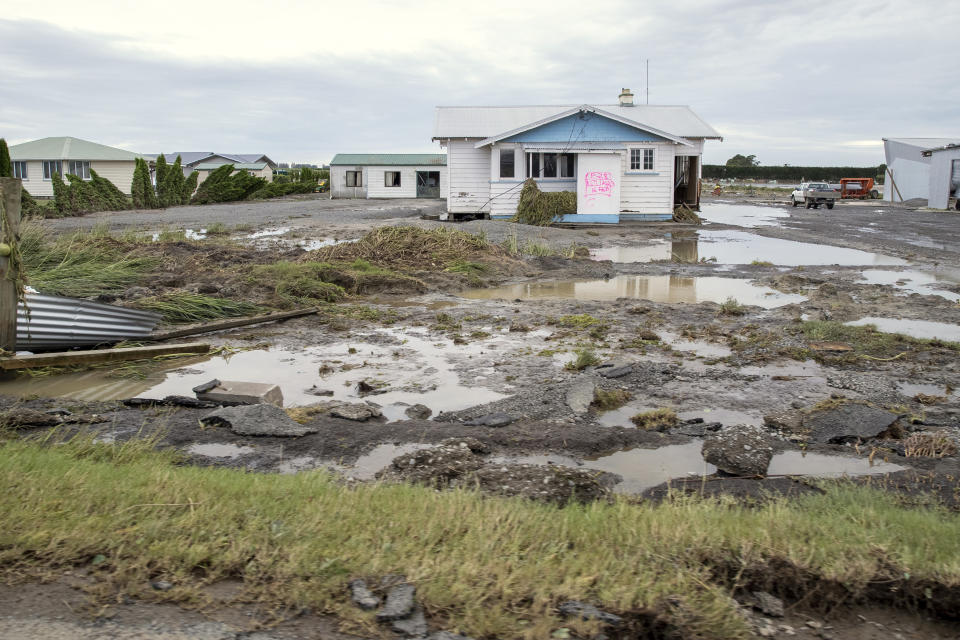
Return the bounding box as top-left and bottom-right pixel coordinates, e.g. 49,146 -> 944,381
8,136 -> 141,197
433,90 -> 721,223
329,154 -> 447,199
883,137 -> 960,208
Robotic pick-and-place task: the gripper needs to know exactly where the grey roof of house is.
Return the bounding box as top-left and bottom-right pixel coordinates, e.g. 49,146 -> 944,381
9,136 -> 141,161
151,152 -> 277,168
433,104 -> 721,140
330,153 -> 447,166
194,162 -> 268,171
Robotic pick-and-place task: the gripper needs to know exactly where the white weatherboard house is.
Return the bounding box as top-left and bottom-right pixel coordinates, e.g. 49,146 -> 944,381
433,90 -> 721,222
8,136 -> 141,197
329,154 -> 447,199
882,138 -> 960,209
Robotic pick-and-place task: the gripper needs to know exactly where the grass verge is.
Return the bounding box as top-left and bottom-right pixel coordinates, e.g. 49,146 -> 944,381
2,436 -> 959,639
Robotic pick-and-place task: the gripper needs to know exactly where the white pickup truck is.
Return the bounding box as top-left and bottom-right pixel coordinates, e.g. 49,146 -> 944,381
791,182 -> 839,209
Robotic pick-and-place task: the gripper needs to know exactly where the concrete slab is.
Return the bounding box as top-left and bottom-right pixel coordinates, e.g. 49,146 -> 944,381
196,381 -> 284,407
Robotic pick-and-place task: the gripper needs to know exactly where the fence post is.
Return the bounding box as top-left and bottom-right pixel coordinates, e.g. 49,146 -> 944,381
0,177 -> 22,353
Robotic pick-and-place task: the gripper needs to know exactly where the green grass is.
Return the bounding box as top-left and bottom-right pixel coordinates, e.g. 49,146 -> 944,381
1,436 -> 959,639
444,259 -> 490,276
800,320 -> 960,356
592,388 -> 632,411
717,297 -> 746,316
18,220 -> 157,298
564,347 -> 601,371
133,292 -> 262,324
630,408 -> 679,430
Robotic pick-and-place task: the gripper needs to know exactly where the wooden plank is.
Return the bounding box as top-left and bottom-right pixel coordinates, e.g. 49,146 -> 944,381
0,177 -> 22,353
148,307 -> 319,341
0,342 -> 210,370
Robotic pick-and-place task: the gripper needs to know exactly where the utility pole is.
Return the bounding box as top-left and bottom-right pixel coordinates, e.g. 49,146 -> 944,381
0,177 -> 22,353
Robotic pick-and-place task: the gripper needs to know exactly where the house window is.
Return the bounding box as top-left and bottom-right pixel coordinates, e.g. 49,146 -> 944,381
384,171 -> 401,187
42,160 -> 63,180
345,170 -> 362,187
499,148 -> 514,178
525,152 -> 574,178
69,160 -> 91,180
12,161 -> 27,180
630,148 -> 655,171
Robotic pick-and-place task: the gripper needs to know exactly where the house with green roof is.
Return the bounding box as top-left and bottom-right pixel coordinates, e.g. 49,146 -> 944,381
329,153 -> 446,199
8,136 -> 142,197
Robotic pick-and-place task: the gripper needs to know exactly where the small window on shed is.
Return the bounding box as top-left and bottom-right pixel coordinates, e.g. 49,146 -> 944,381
346,170 -> 362,187
385,171 -> 401,187
499,148 -> 515,178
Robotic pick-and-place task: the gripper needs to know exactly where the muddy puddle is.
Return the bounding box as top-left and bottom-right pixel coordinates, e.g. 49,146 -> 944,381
0,328 -> 536,420
501,444 -> 903,494
697,202 -> 791,227
188,443 -> 255,458
590,230 -> 907,266
845,317 -> 960,342
859,269 -> 960,302
897,382 -> 955,398
243,227 -> 357,252
460,275 -> 806,308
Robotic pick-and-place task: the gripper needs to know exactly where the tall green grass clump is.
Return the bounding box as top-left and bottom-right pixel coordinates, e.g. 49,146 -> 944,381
18,220 -> 156,297
513,178 -> 576,226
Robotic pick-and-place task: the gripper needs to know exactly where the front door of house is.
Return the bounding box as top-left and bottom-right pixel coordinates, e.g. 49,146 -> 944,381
576,154 -> 620,215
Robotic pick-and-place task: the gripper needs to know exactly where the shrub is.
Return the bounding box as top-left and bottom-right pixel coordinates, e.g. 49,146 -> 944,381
0,139 -> 11,177
247,181 -> 316,200
564,348 -> 601,371
513,178 -> 576,226
182,171 -> 199,204
631,408 -> 678,430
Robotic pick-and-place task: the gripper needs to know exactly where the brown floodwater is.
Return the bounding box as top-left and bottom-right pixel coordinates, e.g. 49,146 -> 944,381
460,275 -> 807,308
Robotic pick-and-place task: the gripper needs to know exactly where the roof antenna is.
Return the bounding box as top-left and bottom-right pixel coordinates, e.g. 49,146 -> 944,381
646,59 -> 650,105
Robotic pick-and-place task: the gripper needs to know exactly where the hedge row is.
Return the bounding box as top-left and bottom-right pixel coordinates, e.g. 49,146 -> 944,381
703,165 -> 885,182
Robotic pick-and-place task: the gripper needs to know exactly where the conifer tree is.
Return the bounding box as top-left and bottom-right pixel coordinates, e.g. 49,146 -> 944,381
154,154 -> 169,205
131,158 -> 148,208
50,172 -> 69,215
0,139 -> 11,178
162,156 -> 185,207
182,171 -> 199,204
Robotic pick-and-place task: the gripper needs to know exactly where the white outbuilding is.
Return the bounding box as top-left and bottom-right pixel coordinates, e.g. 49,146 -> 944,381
882,137 -> 960,208
329,154 -> 447,199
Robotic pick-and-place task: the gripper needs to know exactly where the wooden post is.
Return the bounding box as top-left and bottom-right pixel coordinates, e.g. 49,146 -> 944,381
0,177 -> 22,353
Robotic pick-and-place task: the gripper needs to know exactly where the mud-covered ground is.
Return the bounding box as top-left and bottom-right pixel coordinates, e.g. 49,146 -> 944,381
12,194 -> 960,493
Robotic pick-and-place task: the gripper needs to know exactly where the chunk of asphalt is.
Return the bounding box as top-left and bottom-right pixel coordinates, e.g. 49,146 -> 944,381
464,412 -> 514,428
391,605 -> 428,637
348,579 -> 380,611
200,404 -> 318,437
805,404 -> 900,444
558,600 -> 623,626
375,583 -> 417,622
599,365 -> 632,379
565,380 -> 596,415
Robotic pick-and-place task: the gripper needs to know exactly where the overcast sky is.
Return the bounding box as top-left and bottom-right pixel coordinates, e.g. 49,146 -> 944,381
1,0 -> 957,166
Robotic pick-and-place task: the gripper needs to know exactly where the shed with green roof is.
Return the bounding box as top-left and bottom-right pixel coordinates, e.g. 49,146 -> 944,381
329,153 -> 446,199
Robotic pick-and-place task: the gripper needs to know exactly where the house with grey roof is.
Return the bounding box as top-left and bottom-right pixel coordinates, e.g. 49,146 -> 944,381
153,152 -> 277,177
329,153 -> 447,199
433,89 -> 722,222
8,136 -> 141,197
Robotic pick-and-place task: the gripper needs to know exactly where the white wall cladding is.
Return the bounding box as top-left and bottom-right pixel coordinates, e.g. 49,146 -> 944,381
330,165 -> 368,199
619,141 -> 675,214
365,165 -> 447,199
446,140 -> 491,213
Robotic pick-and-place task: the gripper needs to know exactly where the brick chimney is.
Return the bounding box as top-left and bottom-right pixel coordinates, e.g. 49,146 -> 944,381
618,88 -> 634,106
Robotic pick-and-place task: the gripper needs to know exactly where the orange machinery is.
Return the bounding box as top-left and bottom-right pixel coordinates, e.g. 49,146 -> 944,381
840,178 -> 879,199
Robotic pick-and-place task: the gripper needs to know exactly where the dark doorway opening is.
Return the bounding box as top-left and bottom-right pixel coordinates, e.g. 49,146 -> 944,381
673,156 -> 700,210
416,171 -> 441,198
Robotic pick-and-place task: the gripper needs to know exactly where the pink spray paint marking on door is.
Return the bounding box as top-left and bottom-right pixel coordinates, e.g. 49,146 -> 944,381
584,171 -> 615,201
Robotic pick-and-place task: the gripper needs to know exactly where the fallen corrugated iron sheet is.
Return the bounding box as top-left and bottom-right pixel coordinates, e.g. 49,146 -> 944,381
16,294 -> 162,350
